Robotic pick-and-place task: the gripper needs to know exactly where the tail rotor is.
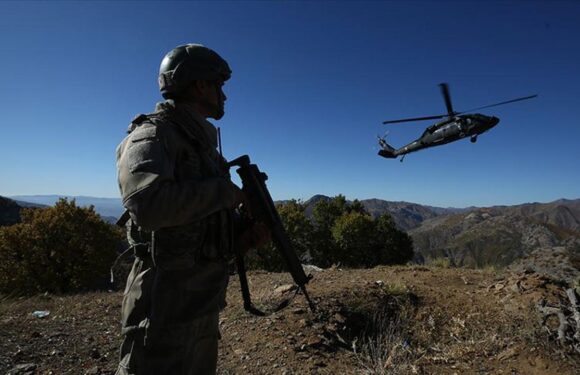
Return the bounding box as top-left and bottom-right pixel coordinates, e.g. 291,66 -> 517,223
377,132 -> 397,159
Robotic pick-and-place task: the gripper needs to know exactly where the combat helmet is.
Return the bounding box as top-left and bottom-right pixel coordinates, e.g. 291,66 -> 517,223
158,44 -> 231,99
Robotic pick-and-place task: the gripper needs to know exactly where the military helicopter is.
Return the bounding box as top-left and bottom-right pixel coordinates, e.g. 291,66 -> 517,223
378,83 -> 537,161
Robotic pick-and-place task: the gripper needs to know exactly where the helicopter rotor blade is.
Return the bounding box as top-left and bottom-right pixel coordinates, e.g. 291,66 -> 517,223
382,114 -> 447,124
457,94 -> 538,114
439,83 -> 455,116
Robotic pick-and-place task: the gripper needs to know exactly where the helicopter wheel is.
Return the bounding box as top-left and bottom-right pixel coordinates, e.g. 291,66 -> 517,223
470,136 -> 477,143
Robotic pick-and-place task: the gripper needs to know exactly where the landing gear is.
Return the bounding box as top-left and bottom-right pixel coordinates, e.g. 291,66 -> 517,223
470,135 -> 477,143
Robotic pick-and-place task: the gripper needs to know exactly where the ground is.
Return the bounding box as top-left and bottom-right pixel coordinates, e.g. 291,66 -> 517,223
1,266 -> 578,374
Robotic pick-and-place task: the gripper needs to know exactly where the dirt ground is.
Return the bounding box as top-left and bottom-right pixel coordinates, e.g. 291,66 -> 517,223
1,265 -> 579,374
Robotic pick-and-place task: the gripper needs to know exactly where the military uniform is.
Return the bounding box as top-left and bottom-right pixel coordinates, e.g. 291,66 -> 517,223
115,99 -> 238,375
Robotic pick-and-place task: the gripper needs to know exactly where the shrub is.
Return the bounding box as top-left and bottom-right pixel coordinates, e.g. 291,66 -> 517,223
0,198 -> 123,295
430,257 -> 452,268
375,214 -> 414,265
311,195 -> 369,267
331,211 -> 377,267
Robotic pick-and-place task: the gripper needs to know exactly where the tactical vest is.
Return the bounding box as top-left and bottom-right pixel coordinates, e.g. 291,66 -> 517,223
121,103 -> 234,270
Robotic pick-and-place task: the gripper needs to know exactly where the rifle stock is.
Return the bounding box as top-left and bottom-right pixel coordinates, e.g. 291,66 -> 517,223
228,155 -> 315,314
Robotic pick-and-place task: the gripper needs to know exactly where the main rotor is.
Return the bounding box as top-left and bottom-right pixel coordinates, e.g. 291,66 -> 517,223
382,83 -> 537,125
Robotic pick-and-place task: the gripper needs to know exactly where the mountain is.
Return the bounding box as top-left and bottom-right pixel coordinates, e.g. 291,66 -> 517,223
409,199 -> 580,280
302,195 -> 459,231
6,194 -> 465,229
358,199 -> 451,230
9,195 -> 123,219
5,193 -> 579,277
297,195 -> 580,279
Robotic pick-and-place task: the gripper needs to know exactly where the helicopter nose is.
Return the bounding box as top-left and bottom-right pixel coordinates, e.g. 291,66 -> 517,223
491,116 -> 500,126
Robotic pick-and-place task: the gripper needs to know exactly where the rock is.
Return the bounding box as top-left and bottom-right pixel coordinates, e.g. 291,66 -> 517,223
497,347 -> 518,361
306,336 -> 323,347
89,348 -> 101,359
302,264 -> 323,273
84,366 -> 100,375
333,313 -> 346,323
274,284 -> 297,295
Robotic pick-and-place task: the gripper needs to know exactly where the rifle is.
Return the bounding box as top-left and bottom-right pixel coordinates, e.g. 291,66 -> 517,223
228,155 -> 316,315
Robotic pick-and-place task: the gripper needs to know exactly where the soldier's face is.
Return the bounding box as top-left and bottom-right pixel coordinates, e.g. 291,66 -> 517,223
205,80 -> 227,120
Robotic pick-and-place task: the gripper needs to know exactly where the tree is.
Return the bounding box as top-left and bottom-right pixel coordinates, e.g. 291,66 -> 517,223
0,198 -> 123,295
311,195 -> 351,266
331,211 -> 377,267
311,197 -> 414,268
375,213 -> 414,265
245,195 -> 414,271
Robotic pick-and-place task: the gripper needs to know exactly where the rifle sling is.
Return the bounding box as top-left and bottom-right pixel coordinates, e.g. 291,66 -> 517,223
235,247 -> 298,317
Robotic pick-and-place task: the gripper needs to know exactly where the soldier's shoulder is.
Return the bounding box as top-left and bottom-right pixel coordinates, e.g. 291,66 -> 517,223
126,111 -> 180,139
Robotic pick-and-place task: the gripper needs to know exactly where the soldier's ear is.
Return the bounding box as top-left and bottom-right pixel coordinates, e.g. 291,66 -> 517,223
192,80 -> 214,96
183,80 -> 203,101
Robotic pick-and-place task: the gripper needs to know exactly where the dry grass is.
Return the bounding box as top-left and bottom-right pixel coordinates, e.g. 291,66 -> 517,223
429,257 -> 452,268
355,304 -> 415,374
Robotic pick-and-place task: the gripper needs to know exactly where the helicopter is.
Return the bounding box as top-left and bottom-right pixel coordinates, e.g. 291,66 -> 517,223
378,83 -> 537,161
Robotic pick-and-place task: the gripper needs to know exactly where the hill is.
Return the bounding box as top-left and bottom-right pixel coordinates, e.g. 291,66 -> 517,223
409,199 -> 580,281
4,194 -> 579,275
1,266 -> 578,374
302,195 -> 458,231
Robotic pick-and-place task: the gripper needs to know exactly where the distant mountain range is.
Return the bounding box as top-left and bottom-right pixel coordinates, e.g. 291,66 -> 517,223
9,195 -> 123,223
6,194 -> 466,229
2,194 -> 579,279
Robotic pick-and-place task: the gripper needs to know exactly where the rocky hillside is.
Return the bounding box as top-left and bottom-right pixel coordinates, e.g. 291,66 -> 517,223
409,199 -> 580,281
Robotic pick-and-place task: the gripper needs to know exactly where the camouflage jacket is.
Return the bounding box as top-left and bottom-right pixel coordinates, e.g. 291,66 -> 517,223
116,100 -> 237,319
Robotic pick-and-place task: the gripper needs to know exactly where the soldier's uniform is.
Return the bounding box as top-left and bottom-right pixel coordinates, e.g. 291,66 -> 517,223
115,96 -> 238,372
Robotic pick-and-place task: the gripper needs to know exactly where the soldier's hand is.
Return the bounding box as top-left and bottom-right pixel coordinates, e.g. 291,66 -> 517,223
238,222 -> 271,253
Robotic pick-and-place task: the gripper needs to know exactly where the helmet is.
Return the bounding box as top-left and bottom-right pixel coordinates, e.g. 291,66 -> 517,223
158,44 -> 231,99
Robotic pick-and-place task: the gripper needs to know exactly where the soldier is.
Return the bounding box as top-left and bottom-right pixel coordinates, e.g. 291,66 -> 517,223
115,44 -> 267,375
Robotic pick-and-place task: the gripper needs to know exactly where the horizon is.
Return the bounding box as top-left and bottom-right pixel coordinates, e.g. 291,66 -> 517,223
7,193 -> 579,210
1,1 -> 579,208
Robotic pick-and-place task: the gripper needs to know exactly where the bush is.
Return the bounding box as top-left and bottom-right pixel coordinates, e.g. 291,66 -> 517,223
374,214 -> 414,265
311,195 -> 367,267
331,211 -> 377,267
0,198 -> 123,295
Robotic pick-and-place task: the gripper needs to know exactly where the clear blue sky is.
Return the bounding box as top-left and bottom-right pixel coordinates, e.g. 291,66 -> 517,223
1,1 -> 578,207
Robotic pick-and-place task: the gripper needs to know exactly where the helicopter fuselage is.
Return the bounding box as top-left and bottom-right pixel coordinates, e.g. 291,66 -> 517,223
380,114 -> 499,158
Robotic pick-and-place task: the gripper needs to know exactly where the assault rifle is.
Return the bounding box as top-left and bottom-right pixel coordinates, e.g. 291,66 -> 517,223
228,155 -> 316,316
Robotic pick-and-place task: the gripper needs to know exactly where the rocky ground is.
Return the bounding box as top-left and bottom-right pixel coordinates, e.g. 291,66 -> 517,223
1,265 -> 579,375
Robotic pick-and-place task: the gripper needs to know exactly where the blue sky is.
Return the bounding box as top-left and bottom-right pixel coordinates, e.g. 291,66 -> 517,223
1,1 -> 578,207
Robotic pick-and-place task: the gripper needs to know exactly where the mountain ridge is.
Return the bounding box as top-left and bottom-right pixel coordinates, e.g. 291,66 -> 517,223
2,194 -> 579,279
